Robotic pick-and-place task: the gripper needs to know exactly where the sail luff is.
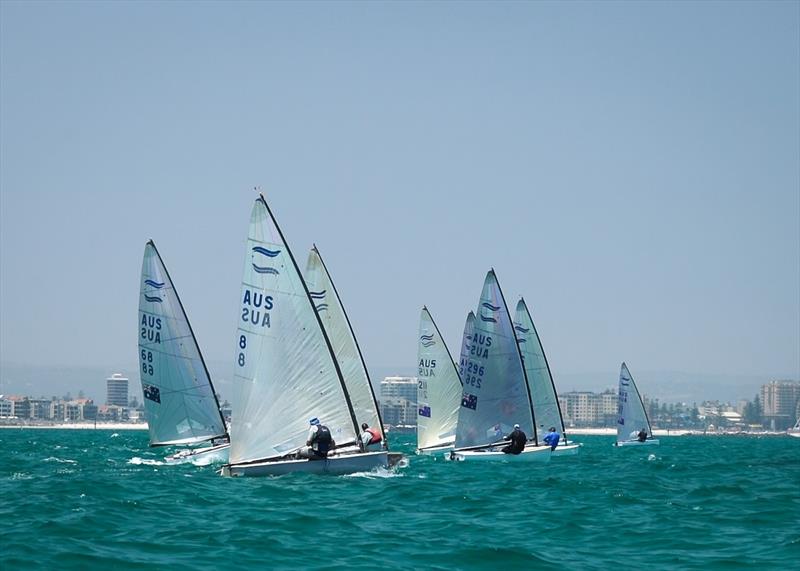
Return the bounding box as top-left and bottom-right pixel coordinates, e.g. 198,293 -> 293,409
147,240 -> 228,436
257,196 -> 361,440
309,245 -> 385,438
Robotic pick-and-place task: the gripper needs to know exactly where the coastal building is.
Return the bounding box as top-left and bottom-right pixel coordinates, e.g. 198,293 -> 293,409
559,390 -> 619,427
0,397 -> 15,418
380,376 -> 417,430
761,380 -> 800,431
106,373 -> 129,407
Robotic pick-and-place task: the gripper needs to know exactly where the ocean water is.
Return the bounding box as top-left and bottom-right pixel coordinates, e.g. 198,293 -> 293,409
1,429 -> 798,570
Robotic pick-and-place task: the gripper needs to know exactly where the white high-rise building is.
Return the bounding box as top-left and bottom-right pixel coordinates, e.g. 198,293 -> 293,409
106,373 -> 129,407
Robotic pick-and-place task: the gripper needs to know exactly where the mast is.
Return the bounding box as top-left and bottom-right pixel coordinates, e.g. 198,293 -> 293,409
492,269 -> 539,445
312,244 -> 385,435
257,195 -> 361,441
146,239 -> 228,440
519,297 -> 567,440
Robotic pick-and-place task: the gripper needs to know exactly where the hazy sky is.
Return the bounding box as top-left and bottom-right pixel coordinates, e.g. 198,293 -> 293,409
1,1 -> 798,393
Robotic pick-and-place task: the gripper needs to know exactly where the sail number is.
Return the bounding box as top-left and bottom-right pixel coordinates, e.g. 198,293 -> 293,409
238,335 -> 247,367
140,349 -> 154,376
463,361 -> 484,388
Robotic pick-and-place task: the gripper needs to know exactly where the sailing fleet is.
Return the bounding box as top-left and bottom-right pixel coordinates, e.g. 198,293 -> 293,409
137,194 -> 662,476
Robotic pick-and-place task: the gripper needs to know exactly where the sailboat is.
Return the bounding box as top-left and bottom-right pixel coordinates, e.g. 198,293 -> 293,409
137,240 -> 230,463
416,307 -> 463,455
305,245 -> 403,466
787,418 -> 800,438
615,362 -> 660,446
514,298 -> 581,456
450,270 -> 551,462
221,195 -> 388,477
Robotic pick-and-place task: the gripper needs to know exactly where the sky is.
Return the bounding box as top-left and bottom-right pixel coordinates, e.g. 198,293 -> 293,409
1,1 -> 798,401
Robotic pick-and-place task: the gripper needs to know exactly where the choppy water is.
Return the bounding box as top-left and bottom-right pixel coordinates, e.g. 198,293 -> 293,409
1,429 -> 798,570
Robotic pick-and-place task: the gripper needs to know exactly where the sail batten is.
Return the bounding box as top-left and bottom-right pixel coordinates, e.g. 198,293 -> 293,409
455,271 -> 537,449
230,196 -> 359,464
137,241 -> 227,447
416,307 -> 463,451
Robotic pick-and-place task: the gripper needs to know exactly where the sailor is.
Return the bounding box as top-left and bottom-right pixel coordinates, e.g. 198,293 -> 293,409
360,422 -> 383,450
299,417 -> 335,460
501,423 -> 527,455
543,426 -> 561,451
637,428 -> 648,442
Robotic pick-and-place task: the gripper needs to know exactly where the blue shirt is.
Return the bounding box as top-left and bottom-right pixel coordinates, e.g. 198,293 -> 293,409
543,431 -> 561,449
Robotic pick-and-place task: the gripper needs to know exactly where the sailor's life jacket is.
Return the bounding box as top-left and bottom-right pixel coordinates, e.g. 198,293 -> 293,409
366,427 -> 382,445
312,425 -> 333,454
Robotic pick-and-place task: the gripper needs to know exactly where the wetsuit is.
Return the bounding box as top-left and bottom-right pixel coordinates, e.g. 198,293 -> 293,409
501,428 -> 527,455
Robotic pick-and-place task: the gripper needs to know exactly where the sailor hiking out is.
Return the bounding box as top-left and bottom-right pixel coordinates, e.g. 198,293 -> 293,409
501,424 -> 527,455
296,417 -> 335,460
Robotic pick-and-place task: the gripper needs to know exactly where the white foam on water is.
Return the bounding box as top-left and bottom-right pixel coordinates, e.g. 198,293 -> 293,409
342,467 -> 404,479
648,454 -> 657,461
128,457 -> 166,466
44,457 -> 77,464
110,433 -> 120,438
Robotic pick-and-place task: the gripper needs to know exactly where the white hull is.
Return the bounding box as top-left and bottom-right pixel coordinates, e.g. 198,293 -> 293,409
221,451 -> 388,477
416,443 -> 455,456
787,430 -> 800,438
165,442 -> 230,464
551,442 -> 582,456
451,444 -> 551,462
615,439 -> 660,447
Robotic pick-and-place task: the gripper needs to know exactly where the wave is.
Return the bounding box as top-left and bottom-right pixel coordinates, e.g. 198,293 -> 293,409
43,457 -> 77,464
480,315 -> 497,323
420,334 -> 435,341
128,457 -> 166,466
315,303 -> 329,312
309,290 -> 326,299
144,295 -> 163,303
482,302 -> 501,311
421,341 -> 436,347
144,279 -> 165,289
252,246 -> 281,257
252,264 -> 279,275
514,325 -> 530,333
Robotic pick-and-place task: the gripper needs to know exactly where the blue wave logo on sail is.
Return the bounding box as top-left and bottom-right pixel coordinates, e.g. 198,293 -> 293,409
144,294 -> 163,303
309,290 -> 326,300
420,333 -> 436,347
315,303 -> 329,312
481,302 -> 501,312
252,246 -> 281,257
514,325 -> 530,333
516,338 -> 527,343
252,264 -> 280,275
144,279 -> 164,289
479,315 -> 497,323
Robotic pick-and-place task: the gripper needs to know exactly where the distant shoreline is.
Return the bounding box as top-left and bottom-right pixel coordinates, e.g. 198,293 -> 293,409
0,422 -> 148,430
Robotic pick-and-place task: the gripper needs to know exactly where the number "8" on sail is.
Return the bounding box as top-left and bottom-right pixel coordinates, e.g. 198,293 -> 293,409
238,335 -> 247,367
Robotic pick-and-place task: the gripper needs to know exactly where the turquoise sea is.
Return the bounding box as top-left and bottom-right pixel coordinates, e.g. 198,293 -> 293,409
1,429 -> 798,570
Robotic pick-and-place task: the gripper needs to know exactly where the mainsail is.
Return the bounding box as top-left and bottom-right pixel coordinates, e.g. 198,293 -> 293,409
416,307 -> 462,451
230,196 -> 359,464
137,240 -> 227,446
616,362 -> 653,442
514,298 -> 566,437
455,270 -> 537,448
457,312 -> 476,382
304,246 -> 384,439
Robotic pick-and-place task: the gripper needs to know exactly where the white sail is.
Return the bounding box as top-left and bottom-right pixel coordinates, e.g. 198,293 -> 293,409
137,241 -> 227,446
514,298 -> 565,436
416,307 -> 462,451
304,246 -> 383,439
616,363 -> 652,442
230,196 -> 358,464
455,270 -> 535,448
457,312 -> 476,382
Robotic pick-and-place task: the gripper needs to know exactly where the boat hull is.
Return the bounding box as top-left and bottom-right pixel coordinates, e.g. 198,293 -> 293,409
615,439 -> 660,447
416,443 -> 455,456
165,442 -> 230,464
221,451 -> 388,477
551,442 -> 582,456
451,444 -> 551,462
787,430 -> 800,438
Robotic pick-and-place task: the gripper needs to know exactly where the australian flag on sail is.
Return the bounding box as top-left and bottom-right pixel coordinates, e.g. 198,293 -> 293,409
143,384 -> 161,404
418,405 -> 431,418
461,393 -> 478,410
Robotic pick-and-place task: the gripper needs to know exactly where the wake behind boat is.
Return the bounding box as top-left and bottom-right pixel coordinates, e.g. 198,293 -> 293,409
221,195 -> 388,477
137,240 -> 230,464
450,270 -> 551,463
615,362 -> 660,447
